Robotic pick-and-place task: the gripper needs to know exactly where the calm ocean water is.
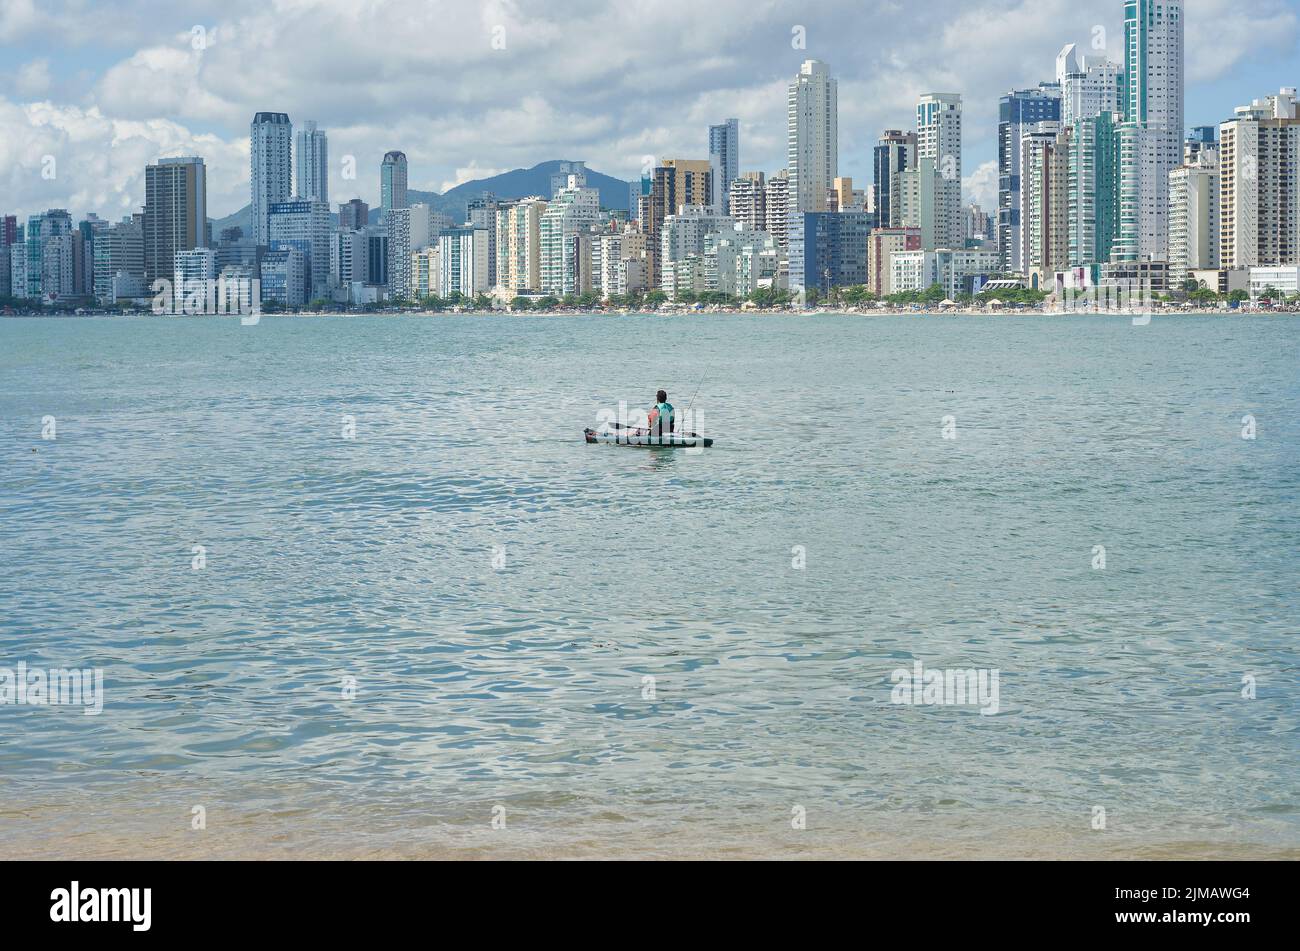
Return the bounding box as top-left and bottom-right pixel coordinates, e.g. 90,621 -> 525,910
1,312 -> 1297,858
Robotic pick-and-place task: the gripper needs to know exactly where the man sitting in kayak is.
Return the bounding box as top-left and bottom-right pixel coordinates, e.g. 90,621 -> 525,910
646,390 -> 674,435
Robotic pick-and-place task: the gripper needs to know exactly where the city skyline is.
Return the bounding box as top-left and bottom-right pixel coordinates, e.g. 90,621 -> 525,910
1,0 -> 1296,224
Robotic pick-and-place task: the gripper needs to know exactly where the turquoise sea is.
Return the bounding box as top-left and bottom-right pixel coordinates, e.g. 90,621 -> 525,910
1,313 -> 1296,858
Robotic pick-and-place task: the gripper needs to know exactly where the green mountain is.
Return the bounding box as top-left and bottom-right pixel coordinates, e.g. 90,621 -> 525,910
211,160 -> 634,237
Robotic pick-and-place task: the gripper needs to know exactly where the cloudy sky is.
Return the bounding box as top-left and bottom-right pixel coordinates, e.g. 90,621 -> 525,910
1,0 -> 1297,223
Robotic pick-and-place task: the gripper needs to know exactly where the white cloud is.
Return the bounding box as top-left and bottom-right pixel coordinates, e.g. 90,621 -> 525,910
14,59 -> 52,97
963,160 -> 998,211
1,0 -> 1294,222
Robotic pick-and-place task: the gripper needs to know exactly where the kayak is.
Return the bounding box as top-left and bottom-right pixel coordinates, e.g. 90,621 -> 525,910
584,428 -> 713,448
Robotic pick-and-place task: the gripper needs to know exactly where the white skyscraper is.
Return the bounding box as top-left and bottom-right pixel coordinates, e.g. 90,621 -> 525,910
917,93 -> 963,250
1115,0 -> 1184,262
1056,44 -> 1124,127
787,60 -> 838,213
1219,88 -> 1300,269
295,120 -> 329,203
250,112 -> 293,247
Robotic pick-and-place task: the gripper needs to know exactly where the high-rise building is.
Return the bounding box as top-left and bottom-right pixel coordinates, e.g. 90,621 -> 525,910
338,198 -> 369,231
917,93 -> 963,251
539,174 -> 599,295
268,198 -> 330,300
874,130 -> 917,229
0,215 -> 17,248
1019,126 -> 1068,289
385,207 -> 411,299
788,60 -> 838,214
467,193 -> 502,288
728,172 -> 766,233
259,248 -> 306,307
495,197 -> 548,294
438,227 -> 491,297
1219,88 -> 1300,269
1115,0 -> 1184,262
788,210 -> 874,294
1056,44 -> 1124,127
998,85 -> 1061,271
1066,112 -> 1121,268
1168,150 -> 1220,286
895,159 -> 938,249
250,113 -> 292,247
764,171 -> 791,252
645,159 -> 712,285
867,226 -> 922,296
93,215 -> 145,303
709,119 -> 740,213
295,120 -> 329,203
380,151 -> 409,216
144,157 -> 207,284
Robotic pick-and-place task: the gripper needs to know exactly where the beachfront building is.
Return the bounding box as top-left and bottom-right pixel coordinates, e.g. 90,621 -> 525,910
1168,151 -> 1220,286
410,246 -> 440,297
644,159 -> 713,286
1020,124 -> 1068,289
704,229 -> 779,298
1066,111 -> 1121,270
1113,0 -> 1184,263
729,173 -> 766,233
259,248 -> 306,307
143,157 -> 208,284
438,227 -> 491,298
495,197 -> 548,295
998,84 -> 1061,272
1219,88 -> 1300,269
250,112 -> 292,247
268,198 -> 330,300
764,171 -> 791,252
917,93 -> 963,251
659,205 -> 735,294
1248,265 -> 1300,298
895,159 -> 939,250
594,229 -> 648,299
788,60 -> 838,214
875,129 -> 917,230
788,210 -> 874,295
385,208 -> 411,300
868,226 -> 922,296
330,229 -> 369,291
889,248 -> 1003,299
92,215 -> 145,303
539,174 -> 600,295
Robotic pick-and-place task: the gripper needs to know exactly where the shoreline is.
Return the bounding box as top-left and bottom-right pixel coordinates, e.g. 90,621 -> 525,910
6,306 -> 1296,320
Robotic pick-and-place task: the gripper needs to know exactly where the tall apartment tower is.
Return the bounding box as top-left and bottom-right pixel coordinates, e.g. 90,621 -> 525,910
764,171 -> 791,252
917,93 -> 963,250
1056,44 -> 1124,128
874,130 -> 917,230
295,120 -> 329,203
143,156 -> 208,283
381,151 -> 409,216
1219,88 -> 1300,269
788,60 -> 838,213
709,119 -> 740,214
998,86 -> 1060,271
728,172 -> 766,233
250,112 -> 292,247
1115,0 -> 1184,262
